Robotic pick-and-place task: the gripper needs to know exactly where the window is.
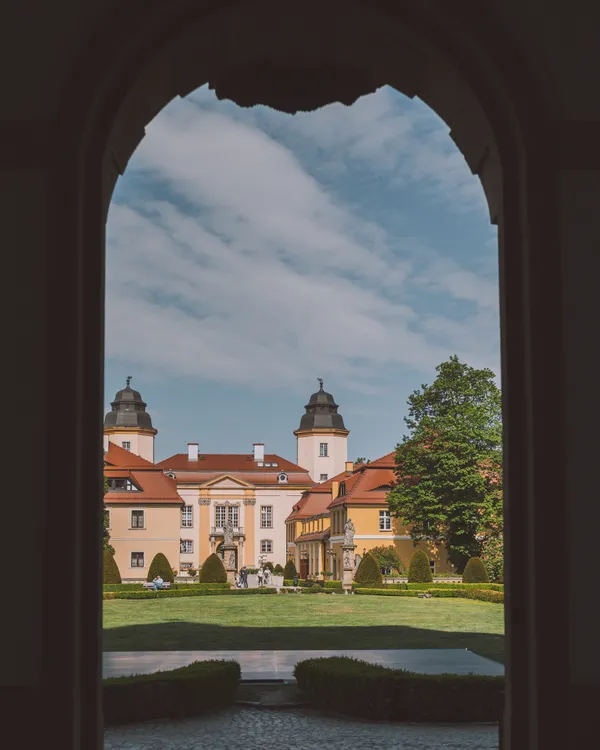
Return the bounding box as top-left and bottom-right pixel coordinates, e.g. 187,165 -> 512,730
131,509 -> 145,528
319,442 -> 328,457
107,477 -> 139,491
216,505 -> 239,528
430,560 -> 436,574
122,441 -> 131,451
180,539 -> 193,554
131,551 -> 144,567
338,482 -> 346,497
181,505 -> 193,528
261,506 -> 273,528
379,510 -> 391,531
320,473 -> 328,482
181,562 -> 193,570
260,540 -> 273,554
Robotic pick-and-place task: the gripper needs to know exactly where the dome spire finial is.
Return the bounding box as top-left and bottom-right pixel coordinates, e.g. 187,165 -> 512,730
317,377 -> 324,390
126,375 -> 132,388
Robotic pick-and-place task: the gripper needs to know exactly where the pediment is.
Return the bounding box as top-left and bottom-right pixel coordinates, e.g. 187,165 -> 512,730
201,474 -> 255,489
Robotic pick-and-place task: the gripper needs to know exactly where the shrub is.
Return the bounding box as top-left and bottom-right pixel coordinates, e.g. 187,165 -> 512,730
263,561 -> 274,573
354,552 -> 383,586
294,656 -> 503,722
274,564 -> 284,575
147,553 -> 175,583
353,587 -> 504,604
283,579 -> 305,586
462,557 -> 490,584
406,582 -> 502,591
103,549 -> 122,584
324,580 -> 342,589
304,584 -> 324,594
103,659 -> 240,725
408,549 -> 433,583
369,544 -> 406,575
199,553 -> 227,583
187,568 -> 197,578
283,560 -> 298,579
103,586 -> 277,600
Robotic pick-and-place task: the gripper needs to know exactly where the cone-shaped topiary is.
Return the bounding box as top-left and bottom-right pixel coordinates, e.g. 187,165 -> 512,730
354,552 -> 383,586
283,559 -> 298,579
462,557 -> 490,583
147,552 -> 175,583
103,549 -> 122,584
408,549 -> 433,583
199,553 -> 228,583
263,561 -> 274,572
274,564 -> 284,575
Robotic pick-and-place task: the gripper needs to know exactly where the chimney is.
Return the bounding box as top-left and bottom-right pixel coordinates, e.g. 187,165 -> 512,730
253,443 -> 265,462
345,461 -> 354,472
187,442 -> 199,461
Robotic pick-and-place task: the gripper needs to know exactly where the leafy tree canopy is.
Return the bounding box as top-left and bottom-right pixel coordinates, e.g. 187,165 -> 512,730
355,457 -> 371,465
387,356 -> 503,571
369,545 -> 405,574
103,476 -> 114,555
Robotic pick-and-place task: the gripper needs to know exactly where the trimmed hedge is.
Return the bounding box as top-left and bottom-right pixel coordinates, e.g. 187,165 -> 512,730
274,564 -> 284,574
103,659 -> 240,725
355,587 -> 504,604
199,553 -> 227,583
103,587 -> 278,600
103,550 -> 122,584
263,561 -> 275,573
147,552 -> 175,583
283,560 -> 298,579
103,582 -> 230,592
294,656 -> 503,722
406,582 -> 503,591
408,549 -> 433,583
462,557 -> 490,583
354,552 -> 383,586
324,580 -> 343,589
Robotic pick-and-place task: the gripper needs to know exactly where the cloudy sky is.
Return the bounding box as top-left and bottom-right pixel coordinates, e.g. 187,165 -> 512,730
105,85 -> 499,463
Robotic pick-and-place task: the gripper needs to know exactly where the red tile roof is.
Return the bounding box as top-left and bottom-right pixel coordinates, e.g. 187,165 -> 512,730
104,444 -> 182,504
328,451 -> 396,509
157,453 -> 308,474
295,529 -> 331,543
285,467 -> 355,522
104,441 -> 156,469
172,471 -> 313,487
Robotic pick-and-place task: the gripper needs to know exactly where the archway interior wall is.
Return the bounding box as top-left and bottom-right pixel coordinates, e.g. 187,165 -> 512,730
102,0 -> 502,225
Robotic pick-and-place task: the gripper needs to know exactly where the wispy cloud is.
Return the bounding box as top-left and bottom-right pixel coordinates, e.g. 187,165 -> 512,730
106,87 -> 498,396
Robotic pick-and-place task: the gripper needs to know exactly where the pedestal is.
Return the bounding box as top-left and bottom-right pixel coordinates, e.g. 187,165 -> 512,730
222,544 -> 237,587
342,544 -> 356,592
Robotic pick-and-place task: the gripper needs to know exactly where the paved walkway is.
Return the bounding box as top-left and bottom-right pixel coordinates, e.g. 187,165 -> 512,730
104,706 -> 499,749
103,648 -> 504,680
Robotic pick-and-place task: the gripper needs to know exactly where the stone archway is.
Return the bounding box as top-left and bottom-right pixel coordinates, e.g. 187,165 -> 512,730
44,3 -> 569,749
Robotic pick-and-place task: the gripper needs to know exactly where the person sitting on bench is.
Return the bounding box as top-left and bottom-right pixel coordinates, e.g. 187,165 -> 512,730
152,575 -> 164,591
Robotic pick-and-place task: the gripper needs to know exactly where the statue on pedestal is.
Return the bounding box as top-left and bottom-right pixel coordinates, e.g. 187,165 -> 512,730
223,518 -> 234,546
343,518 -> 355,546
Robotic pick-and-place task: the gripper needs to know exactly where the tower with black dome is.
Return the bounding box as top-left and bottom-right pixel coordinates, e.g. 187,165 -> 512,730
103,376 -> 157,462
294,379 -> 349,482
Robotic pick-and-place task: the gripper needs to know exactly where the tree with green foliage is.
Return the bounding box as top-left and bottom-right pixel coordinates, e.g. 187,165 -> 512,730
283,559 -> 298,579
103,477 -> 114,555
462,557 -> 490,583
408,549 -> 433,583
355,457 -> 371,465
274,564 -> 284,575
354,552 -> 383,586
199,553 -> 227,583
103,548 -> 122,584
480,535 -> 503,582
369,545 -> 405,575
387,356 -> 503,571
147,552 -> 175,583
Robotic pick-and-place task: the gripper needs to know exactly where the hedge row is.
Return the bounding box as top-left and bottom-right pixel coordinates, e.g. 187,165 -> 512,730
406,582 -> 504,591
355,588 -> 504,604
103,582 -> 229,592
103,588 -> 278,600
103,660 -> 240,725
293,656 -> 503,722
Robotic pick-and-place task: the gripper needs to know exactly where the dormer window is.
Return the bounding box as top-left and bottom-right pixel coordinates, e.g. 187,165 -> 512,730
338,481 -> 346,497
107,477 -> 140,492
277,472 -> 288,484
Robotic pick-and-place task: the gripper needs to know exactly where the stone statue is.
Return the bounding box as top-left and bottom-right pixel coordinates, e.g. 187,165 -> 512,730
227,550 -> 236,570
343,518 -> 355,546
223,518 -> 234,546
343,550 -> 351,569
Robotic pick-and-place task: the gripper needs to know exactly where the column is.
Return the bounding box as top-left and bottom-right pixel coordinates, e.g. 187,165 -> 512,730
317,543 -> 322,580
198,499 -> 211,563
243,499 -> 256,566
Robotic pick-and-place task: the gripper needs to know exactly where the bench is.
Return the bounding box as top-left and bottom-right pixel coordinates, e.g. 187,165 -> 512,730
142,581 -> 172,590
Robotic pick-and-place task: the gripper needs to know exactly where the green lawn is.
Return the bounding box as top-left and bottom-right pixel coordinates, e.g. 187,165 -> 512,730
103,595 -> 505,663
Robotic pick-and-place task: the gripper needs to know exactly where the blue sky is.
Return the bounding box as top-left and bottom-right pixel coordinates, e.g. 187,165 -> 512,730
105,85 -> 499,464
